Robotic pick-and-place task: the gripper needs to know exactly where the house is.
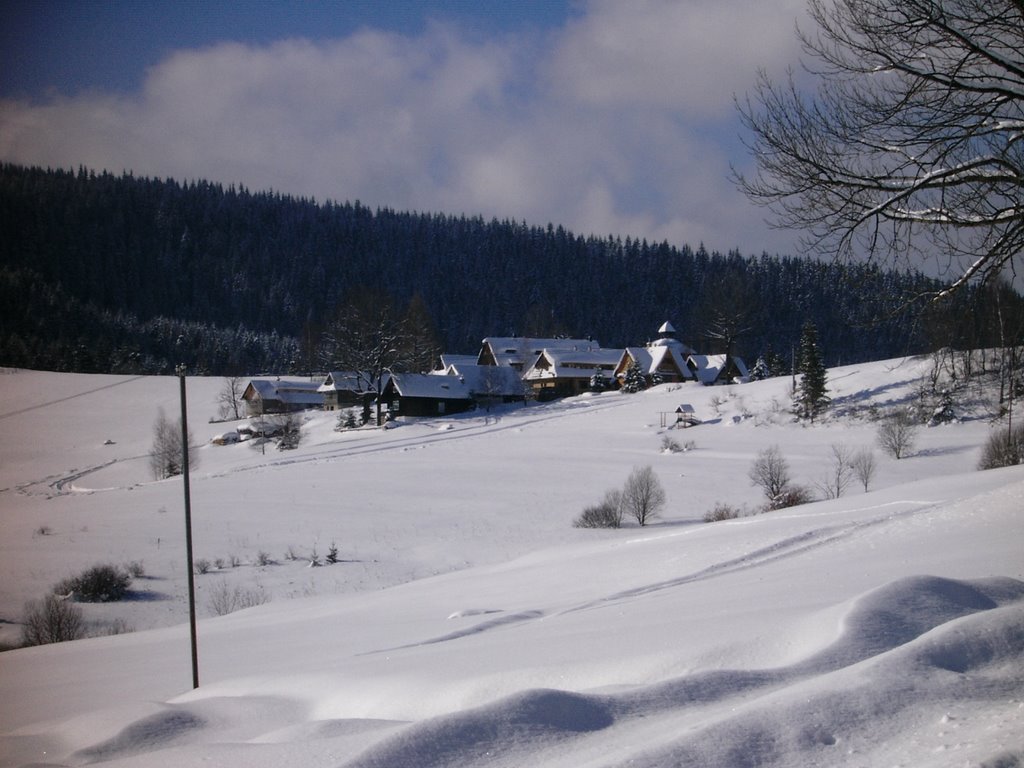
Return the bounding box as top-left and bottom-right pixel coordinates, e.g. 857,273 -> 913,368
522,348 -> 623,399
381,373 -> 474,417
477,337 -> 601,371
438,363 -> 525,405
687,354 -> 750,385
318,371 -> 376,411
242,379 -> 324,415
614,321 -> 696,388
614,345 -> 694,387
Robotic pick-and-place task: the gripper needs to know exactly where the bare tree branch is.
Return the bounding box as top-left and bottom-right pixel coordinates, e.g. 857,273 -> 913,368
735,0 -> 1024,297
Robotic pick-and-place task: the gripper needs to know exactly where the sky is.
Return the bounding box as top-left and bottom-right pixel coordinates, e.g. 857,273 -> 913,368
0,0 -> 809,257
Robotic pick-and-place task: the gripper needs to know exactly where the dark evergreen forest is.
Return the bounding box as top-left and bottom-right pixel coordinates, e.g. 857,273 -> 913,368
0,163 -> 1007,376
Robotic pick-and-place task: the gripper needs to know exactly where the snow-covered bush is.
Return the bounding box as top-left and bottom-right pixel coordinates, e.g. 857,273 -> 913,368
54,563 -> 132,602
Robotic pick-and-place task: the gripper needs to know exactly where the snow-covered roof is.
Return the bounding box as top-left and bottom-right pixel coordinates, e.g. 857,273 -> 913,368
688,354 -> 749,385
244,379 -> 324,406
387,373 -> 473,400
523,348 -> 623,380
479,337 -> 601,367
318,371 -> 368,393
658,321 -> 676,335
444,364 -> 524,396
621,346 -> 694,379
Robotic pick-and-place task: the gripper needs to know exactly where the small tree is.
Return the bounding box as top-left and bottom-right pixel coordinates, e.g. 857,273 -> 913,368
273,412 -> 302,450
217,376 -> 246,421
877,409 -> 919,459
794,322 -> 829,420
589,370 -> 609,393
749,445 -> 791,507
150,407 -> 198,479
851,448 -> 877,492
21,595 -> 85,646
622,466 -> 666,526
622,362 -> 646,394
816,443 -> 855,499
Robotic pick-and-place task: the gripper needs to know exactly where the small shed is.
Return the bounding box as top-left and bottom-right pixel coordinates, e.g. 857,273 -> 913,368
675,404 -> 700,427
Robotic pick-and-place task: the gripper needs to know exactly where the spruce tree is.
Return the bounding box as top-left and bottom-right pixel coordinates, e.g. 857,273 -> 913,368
622,362 -> 646,393
795,321 -> 829,420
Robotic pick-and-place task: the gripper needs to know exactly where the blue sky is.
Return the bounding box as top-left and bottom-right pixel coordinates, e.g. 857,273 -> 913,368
0,0 -> 808,257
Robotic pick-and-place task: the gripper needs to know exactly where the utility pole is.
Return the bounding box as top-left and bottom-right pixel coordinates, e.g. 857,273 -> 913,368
177,365 -> 199,689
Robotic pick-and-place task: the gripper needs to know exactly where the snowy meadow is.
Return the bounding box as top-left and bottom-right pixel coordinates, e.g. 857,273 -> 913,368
0,358 -> 1021,767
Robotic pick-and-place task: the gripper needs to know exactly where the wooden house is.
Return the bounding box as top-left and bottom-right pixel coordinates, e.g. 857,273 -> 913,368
242,379 -> 324,415
522,348 -> 623,399
318,371 -> 375,411
382,373 -> 474,417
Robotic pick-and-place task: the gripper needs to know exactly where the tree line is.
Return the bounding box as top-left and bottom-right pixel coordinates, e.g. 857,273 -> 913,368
1,163 -> 1019,376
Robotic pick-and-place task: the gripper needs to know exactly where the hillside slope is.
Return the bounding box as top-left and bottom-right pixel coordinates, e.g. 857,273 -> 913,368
0,359 -> 1021,767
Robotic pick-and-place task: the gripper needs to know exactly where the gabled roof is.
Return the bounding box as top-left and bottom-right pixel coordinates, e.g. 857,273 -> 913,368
479,337 -> 602,368
619,346 -> 694,379
443,363 -> 524,396
318,371 -> 372,394
523,348 -> 623,380
386,373 -> 473,400
243,379 -> 324,406
688,354 -> 750,384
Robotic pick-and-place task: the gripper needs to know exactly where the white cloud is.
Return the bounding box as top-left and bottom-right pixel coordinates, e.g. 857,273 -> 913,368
0,1 -> 806,256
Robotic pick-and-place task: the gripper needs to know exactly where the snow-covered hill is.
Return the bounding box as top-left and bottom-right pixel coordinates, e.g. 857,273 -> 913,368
0,358 -> 1021,767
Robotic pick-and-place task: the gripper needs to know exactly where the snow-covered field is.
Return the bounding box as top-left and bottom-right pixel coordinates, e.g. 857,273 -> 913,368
0,358 -> 1021,767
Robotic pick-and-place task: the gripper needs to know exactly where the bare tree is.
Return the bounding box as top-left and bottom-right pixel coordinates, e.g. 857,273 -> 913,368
816,443 -> 856,499
149,407 -> 198,479
749,445 -> 791,506
21,595 -> 85,646
877,409 -> 919,459
622,466 -> 666,527
851,448 -> 877,492
321,291 -> 411,426
217,376 -> 246,421
736,0 -> 1024,297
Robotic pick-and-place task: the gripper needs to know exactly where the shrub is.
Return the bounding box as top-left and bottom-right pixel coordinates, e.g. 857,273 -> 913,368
208,580 -> 270,616
704,503 -> 741,522
255,550 -> 273,566
125,560 -> 146,578
194,558 -> 212,575
978,423 -> 1024,470
21,595 -> 85,646
661,435 -> 683,453
574,490 -> 625,529
326,541 -> 340,564
770,485 -> 814,510
55,563 -> 132,602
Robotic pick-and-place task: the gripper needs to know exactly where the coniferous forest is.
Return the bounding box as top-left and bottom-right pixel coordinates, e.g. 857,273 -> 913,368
0,163 -> 1014,376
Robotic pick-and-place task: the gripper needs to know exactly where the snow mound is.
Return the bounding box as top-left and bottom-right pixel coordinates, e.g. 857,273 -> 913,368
343,689 -> 614,768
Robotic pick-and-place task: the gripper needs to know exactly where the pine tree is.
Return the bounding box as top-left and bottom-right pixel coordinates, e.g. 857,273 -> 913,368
749,356 -> 771,381
622,362 -> 646,393
795,321 -> 829,420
